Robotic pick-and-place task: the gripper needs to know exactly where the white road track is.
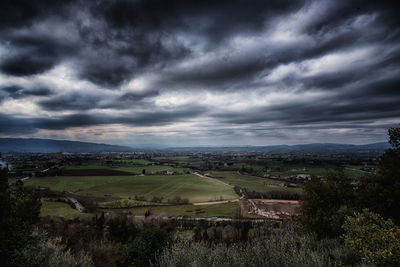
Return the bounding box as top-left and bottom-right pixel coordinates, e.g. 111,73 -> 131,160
192,172 -> 240,205
68,197 -> 86,212
192,172 -> 231,187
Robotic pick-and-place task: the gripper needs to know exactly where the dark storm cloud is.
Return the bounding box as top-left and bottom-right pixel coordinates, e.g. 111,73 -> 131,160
37,90 -> 161,111
214,94 -> 400,126
1,0 -> 397,88
300,63 -> 400,92
304,0 -> 400,35
119,91 -> 160,102
0,85 -> 53,102
1,55 -> 57,76
96,0 -> 306,43
101,90 -> 161,109
0,33 -> 77,76
0,0 -> 307,86
77,0 -> 307,87
0,113 -> 37,134
157,17 -> 388,91
38,93 -> 101,111
0,0 -> 74,29
345,75 -> 400,99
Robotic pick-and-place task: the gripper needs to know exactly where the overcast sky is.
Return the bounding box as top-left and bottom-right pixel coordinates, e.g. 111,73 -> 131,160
0,0 -> 399,146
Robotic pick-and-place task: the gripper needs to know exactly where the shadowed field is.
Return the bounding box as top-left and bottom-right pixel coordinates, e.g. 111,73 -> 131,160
210,171 -> 302,193
112,202 -> 240,218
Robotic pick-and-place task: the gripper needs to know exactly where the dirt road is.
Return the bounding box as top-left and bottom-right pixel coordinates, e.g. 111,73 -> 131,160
192,172 -> 231,187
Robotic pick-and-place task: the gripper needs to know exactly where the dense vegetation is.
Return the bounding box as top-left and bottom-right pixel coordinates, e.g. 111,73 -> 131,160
0,168 -> 41,266
298,127 -> 400,264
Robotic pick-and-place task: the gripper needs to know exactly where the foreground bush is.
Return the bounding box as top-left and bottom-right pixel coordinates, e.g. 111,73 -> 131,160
117,227 -> 170,267
343,209 -> 400,265
22,231 -> 93,267
298,170 -> 354,238
157,232 -> 362,267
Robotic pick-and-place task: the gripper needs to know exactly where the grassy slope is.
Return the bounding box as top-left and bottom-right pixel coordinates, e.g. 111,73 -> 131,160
120,159 -> 153,165
64,164 -> 108,170
343,165 -> 371,179
211,171 -> 302,193
40,199 -> 91,219
65,164 -> 189,174
25,174 -> 238,203
114,166 -> 189,174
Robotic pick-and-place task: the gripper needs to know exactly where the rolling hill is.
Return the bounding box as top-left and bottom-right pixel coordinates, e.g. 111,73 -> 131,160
0,138 -> 134,153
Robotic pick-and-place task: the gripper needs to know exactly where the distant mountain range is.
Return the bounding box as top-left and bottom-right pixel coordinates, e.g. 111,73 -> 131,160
0,138 -> 391,153
166,142 -> 391,153
0,138 -> 134,153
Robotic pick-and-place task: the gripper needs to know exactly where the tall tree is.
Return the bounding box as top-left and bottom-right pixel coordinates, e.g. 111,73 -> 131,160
0,168 -> 41,266
357,126 -> 400,222
298,171 -> 354,238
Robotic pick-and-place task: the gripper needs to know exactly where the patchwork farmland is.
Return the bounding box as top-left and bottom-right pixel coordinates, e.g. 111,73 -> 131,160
12,150 -> 377,220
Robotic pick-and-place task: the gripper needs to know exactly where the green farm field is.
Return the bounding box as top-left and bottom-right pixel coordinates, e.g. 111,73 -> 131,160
269,167 -> 333,177
116,166 -> 189,174
40,199 -> 91,219
270,165 -> 369,179
65,164 -> 189,174
112,202 -> 240,218
152,156 -> 192,161
25,174 -> 238,203
211,171 -> 302,193
119,159 -> 153,165
343,165 -> 372,179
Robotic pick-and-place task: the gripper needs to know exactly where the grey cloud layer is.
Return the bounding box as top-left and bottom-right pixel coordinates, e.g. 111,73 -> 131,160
0,105 -> 207,134
0,0 -> 399,144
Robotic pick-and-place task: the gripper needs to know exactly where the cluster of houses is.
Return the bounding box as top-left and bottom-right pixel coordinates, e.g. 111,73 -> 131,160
247,199 -> 297,219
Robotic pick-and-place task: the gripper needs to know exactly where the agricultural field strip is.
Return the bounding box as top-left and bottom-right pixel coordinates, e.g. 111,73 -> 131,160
25,174 -> 238,203
193,172 -> 232,187
211,171 -> 302,193
65,164 -> 189,174
344,167 -> 369,173
193,199 -> 239,206
40,199 -> 90,219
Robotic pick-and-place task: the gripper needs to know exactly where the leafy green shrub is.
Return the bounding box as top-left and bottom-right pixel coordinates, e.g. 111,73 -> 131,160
107,216 -> 138,243
86,241 -> 117,267
22,230 -> 93,267
343,209 -> 400,265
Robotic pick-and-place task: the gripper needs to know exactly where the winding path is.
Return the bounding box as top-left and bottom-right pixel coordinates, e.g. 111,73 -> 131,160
192,172 -> 241,205
67,197 -> 86,212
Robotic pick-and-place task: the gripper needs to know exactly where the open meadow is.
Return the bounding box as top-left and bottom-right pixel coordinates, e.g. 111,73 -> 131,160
40,199 -> 91,219
25,174 -> 238,203
64,164 -> 190,174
